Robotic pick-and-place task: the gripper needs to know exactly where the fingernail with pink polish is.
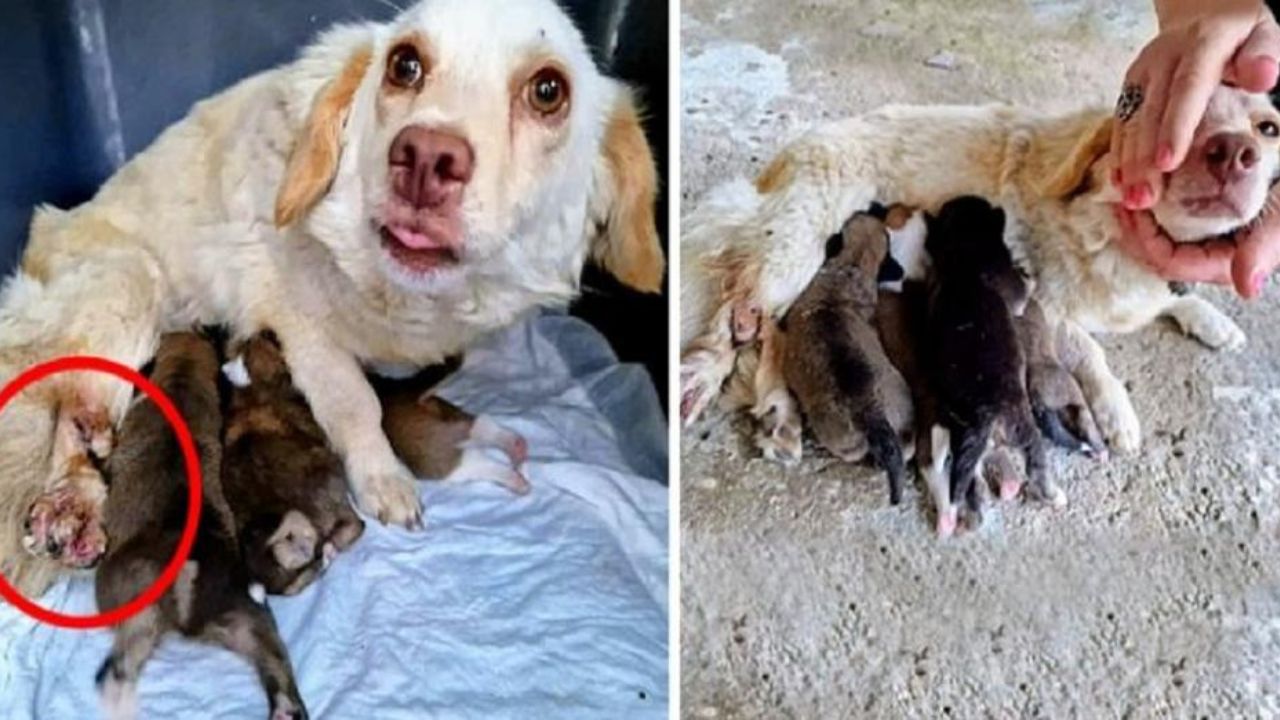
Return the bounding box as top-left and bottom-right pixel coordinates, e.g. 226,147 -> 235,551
1156,145 -> 1174,171
1252,273 -> 1267,296
1123,184 -> 1148,209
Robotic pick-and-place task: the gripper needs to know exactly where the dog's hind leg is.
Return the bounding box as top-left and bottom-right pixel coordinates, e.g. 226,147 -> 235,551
96,608 -> 164,720
680,302 -> 737,427
467,414 -> 528,467
864,413 -> 906,506
204,601 -> 307,720
750,317 -> 803,464
1055,320 -> 1141,453
920,424 -> 955,537
1010,404 -> 1064,508
443,447 -> 530,495
949,419 -> 993,531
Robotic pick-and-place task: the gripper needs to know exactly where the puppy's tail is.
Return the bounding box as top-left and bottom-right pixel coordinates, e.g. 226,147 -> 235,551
1031,400 -> 1088,454
863,411 -> 905,506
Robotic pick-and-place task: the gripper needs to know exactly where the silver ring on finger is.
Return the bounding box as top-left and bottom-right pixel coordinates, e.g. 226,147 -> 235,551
1115,83 -> 1144,123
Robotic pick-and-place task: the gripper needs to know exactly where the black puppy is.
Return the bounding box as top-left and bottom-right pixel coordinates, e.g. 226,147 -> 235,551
925,197 -> 1064,529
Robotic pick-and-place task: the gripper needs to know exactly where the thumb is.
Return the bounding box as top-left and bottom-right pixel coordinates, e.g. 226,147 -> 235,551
1231,219 -> 1280,298
1227,19 -> 1280,92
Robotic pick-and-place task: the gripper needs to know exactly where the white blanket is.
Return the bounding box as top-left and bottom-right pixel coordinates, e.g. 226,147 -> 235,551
0,314 -> 669,719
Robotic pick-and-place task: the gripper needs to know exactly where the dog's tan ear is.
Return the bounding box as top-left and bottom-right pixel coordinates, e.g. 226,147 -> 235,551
591,91 -> 665,293
274,47 -> 372,228
1037,113 -> 1115,200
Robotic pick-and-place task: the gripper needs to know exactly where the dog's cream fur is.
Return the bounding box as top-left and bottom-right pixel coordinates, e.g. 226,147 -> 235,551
0,0 -> 663,597
682,87 -> 1276,461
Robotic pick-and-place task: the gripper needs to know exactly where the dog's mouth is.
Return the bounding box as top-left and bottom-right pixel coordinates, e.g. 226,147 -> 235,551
378,222 -> 462,273
1179,192 -> 1244,218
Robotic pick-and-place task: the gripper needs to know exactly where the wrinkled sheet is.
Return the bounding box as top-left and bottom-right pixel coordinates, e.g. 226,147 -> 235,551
0,314 -> 669,719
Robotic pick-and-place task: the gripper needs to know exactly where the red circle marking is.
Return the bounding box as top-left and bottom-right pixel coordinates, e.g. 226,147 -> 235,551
0,355 -> 202,629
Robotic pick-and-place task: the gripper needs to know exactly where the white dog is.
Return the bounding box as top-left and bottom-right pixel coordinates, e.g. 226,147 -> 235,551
0,0 -> 663,597
681,85 -> 1274,461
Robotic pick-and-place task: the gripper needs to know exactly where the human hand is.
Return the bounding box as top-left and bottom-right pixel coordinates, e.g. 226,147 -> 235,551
1111,203 -> 1280,298
1111,0 -> 1280,210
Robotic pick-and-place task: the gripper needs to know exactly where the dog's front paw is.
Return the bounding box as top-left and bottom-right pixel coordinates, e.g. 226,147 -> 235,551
1170,299 -> 1247,351
1091,381 -> 1142,454
23,484 -> 107,568
352,463 -> 422,529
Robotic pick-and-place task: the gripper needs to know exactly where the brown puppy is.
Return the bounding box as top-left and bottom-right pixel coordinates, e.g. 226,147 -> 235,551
925,197 -> 1063,531
876,280 -> 956,530
783,213 -> 912,504
378,380 -> 530,494
96,332 -> 306,720
1014,298 -> 1107,459
221,332 -> 364,597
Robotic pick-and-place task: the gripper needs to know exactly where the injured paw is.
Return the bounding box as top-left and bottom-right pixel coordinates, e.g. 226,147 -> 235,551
23,482 -> 107,568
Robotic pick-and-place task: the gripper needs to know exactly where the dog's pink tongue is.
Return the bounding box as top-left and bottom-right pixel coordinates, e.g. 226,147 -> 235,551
386,224 -> 446,250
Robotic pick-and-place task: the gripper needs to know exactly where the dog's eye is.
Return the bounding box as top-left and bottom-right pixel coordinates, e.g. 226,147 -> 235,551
527,67 -> 570,116
1259,120 -> 1280,138
386,44 -> 424,89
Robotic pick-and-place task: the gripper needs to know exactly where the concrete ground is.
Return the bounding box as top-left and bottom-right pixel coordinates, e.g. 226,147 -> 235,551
680,1 -> 1280,717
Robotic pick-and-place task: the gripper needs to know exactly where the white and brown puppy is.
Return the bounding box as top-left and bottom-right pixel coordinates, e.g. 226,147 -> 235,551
379,383 -> 530,495
782,213 -> 912,504
681,85 -> 1276,459
96,332 -> 305,720
1,0 -> 663,597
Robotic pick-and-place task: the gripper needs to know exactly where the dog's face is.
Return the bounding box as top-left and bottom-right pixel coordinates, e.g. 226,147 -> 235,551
1154,86 -> 1280,241
274,0 -> 663,300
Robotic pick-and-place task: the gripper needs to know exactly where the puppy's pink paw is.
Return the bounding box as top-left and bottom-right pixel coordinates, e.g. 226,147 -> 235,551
999,478 -> 1023,502
505,434 -> 529,467
503,469 -> 531,496
936,508 -> 958,539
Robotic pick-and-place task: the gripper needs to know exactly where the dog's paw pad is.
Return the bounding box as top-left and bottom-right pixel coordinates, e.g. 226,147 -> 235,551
356,466 -> 423,529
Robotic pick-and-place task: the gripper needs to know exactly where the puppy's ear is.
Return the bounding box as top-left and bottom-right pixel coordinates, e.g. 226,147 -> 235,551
275,46 -> 372,228
590,89 -> 665,293
1037,113 -> 1114,200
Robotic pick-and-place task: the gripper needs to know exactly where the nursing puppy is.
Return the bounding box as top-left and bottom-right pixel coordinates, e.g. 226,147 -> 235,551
222,333 -> 364,597
96,332 -> 305,720
925,198 -> 1061,529
681,85 -> 1275,457
782,213 -> 911,504
2,0 -> 662,597
380,384 -> 530,494
873,206 -> 954,531
1014,297 -> 1106,458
